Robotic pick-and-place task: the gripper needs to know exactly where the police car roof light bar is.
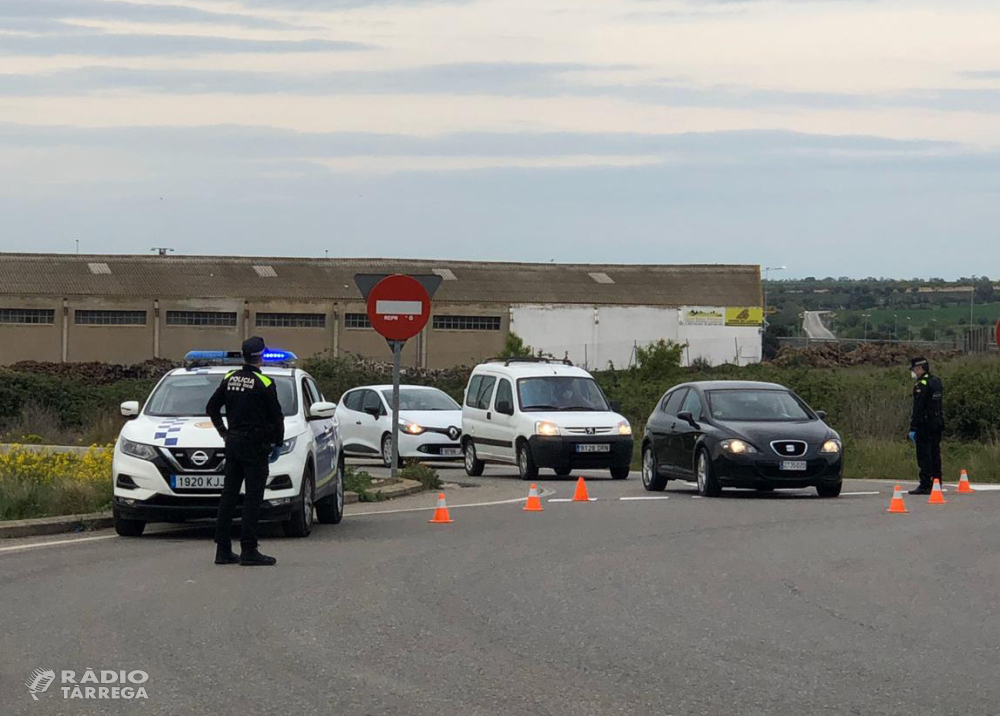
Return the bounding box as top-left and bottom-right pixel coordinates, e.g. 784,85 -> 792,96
183,349 -> 298,367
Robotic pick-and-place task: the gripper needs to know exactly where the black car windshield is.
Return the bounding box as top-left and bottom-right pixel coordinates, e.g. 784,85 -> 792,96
145,374 -> 297,417
707,389 -> 812,422
380,388 -> 460,411
518,376 -> 610,412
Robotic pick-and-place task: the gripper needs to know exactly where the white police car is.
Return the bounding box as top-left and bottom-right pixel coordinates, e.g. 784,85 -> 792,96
112,350 -> 344,538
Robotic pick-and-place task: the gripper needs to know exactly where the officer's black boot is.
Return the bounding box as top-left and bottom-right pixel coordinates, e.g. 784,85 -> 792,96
908,485 -> 931,496
214,543 -> 239,565
240,548 -> 277,567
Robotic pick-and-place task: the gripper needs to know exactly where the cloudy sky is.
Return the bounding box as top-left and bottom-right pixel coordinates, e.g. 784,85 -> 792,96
2,0 -> 999,277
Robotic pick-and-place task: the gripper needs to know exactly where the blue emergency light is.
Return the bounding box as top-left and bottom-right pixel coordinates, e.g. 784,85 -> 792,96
183,349 -> 298,367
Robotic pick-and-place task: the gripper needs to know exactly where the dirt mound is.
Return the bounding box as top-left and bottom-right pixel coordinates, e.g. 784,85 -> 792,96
771,342 -> 962,368
6,359 -> 178,385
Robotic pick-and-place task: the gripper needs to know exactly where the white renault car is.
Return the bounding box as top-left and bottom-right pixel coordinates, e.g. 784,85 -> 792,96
112,350 -> 344,538
461,358 -> 634,480
336,385 -> 463,467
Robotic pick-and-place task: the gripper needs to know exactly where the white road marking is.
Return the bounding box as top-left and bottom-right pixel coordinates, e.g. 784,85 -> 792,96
0,525 -> 193,555
619,496 -> 670,501
547,498 -> 597,503
842,491 -> 882,496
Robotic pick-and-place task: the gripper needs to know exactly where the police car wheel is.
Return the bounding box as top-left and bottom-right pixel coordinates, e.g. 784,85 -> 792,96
113,508 -> 146,537
282,466 -> 314,538
316,460 -> 345,525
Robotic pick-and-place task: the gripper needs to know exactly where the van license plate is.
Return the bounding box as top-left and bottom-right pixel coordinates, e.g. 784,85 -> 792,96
780,461 -> 807,472
172,474 -> 225,489
577,444 -> 611,453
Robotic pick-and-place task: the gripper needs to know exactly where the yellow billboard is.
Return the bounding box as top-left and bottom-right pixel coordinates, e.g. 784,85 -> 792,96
725,307 -> 764,327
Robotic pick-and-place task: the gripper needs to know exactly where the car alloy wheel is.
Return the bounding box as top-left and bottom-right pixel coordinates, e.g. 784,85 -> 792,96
465,445 -> 476,472
303,480 -> 314,530
382,436 -> 393,467
336,463 -> 344,513
642,447 -> 654,489
697,452 -> 708,493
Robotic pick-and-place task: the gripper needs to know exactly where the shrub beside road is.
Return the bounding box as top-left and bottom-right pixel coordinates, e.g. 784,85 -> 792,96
0,444 -> 112,520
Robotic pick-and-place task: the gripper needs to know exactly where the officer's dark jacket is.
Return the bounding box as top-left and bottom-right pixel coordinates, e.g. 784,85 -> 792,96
206,365 -> 284,447
910,373 -> 944,433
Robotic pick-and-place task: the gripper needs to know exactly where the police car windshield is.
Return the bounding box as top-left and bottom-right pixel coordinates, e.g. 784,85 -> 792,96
707,390 -> 812,422
518,376 -> 609,412
145,374 -> 298,417
380,388 -> 460,411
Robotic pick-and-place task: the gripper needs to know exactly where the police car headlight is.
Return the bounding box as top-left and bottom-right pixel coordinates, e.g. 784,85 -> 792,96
820,439 -> 841,454
276,437 -> 298,455
120,437 -> 158,461
721,439 -> 757,455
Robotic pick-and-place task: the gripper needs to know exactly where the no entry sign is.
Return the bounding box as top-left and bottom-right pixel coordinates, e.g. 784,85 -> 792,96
365,274 -> 431,342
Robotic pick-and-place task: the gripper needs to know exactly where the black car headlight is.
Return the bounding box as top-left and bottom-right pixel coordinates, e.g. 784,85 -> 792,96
119,437 -> 158,461
820,439 -> 842,454
720,439 -> 758,455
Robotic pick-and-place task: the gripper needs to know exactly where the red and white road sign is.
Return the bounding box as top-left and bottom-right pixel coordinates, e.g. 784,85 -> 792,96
366,274 -> 431,342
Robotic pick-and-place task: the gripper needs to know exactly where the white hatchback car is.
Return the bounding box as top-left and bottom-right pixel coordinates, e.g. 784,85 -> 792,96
461,358 -> 634,480
112,350 -> 344,538
336,385 -> 464,467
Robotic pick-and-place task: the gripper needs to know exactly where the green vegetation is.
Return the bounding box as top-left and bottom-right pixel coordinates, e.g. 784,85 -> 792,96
0,445 -> 113,520
498,332 -> 533,359
400,461 -> 443,491
343,467 -> 384,502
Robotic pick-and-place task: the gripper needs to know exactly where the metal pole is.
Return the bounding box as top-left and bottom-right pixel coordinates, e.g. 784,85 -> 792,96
390,340 -> 402,479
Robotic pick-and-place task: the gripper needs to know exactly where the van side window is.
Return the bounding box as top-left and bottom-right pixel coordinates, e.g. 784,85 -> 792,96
495,379 -> 514,412
474,376 -> 497,410
465,375 -> 483,408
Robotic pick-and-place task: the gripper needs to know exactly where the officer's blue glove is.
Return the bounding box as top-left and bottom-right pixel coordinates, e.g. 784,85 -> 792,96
268,446 -> 280,463
908,431 -> 917,443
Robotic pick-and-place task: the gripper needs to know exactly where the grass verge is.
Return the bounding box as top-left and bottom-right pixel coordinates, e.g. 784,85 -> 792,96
0,445 -> 113,520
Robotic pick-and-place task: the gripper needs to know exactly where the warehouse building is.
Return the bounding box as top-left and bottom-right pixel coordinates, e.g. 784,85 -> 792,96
0,254 -> 762,369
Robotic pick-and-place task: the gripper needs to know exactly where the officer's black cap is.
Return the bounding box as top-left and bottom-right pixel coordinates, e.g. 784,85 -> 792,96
242,336 -> 266,360
910,356 -> 929,370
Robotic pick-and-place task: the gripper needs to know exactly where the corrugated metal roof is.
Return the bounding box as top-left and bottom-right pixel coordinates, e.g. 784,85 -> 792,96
0,254 -> 761,307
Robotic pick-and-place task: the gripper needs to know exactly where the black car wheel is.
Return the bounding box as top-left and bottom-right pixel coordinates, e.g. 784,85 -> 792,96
554,466 -> 573,477
517,442 -> 538,481
816,481 -> 842,498
641,444 -> 667,492
316,459 -> 345,524
283,465 -> 314,538
696,448 -> 721,497
463,441 -> 485,476
113,509 -> 146,537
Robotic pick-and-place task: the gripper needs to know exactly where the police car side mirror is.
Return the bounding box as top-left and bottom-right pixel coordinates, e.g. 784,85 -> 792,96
309,402 -> 337,421
120,401 -> 140,419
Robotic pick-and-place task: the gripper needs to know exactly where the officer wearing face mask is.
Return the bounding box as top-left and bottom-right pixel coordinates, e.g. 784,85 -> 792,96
907,357 -> 944,495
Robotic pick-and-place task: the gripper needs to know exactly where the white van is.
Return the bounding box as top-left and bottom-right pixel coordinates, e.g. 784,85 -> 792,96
461,358 -> 633,480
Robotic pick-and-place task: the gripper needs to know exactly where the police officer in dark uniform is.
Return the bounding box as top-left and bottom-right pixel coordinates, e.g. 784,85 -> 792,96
908,356 -> 944,495
207,336 -> 284,566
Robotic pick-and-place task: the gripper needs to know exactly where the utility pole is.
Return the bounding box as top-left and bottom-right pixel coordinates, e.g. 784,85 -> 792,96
862,313 -> 871,340
970,275 -> 976,326
762,265 -> 787,328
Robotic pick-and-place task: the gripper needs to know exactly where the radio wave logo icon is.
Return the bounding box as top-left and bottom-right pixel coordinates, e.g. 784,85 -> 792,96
25,669 -> 55,700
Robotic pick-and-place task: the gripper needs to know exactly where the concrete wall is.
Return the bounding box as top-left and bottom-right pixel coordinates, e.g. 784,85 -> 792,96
425,303 -> 508,369
0,297 -> 63,364
248,300 -> 337,360
67,297 -> 155,364
157,298 -> 246,361
510,304 -> 762,369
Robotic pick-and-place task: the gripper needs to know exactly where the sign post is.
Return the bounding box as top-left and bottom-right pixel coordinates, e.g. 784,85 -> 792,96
354,273 -> 442,477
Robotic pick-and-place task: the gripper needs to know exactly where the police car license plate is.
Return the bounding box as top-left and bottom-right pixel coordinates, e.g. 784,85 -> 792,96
171,474 -> 225,489
440,448 -> 462,457
780,461 -> 807,472
577,444 -> 611,453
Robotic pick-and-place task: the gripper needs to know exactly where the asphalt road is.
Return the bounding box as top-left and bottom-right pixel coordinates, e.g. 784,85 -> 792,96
803,311 -> 836,340
3,465 -> 1000,716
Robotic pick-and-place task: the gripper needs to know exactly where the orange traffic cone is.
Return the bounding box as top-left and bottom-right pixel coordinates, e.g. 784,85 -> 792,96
957,469 -> 974,494
572,476 -> 592,502
428,493 -> 454,523
524,483 -> 543,512
887,485 -> 908,514
928,478 -> 947,505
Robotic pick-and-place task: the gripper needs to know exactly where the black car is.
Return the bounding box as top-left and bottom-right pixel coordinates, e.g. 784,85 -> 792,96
640,381 -> 843,497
